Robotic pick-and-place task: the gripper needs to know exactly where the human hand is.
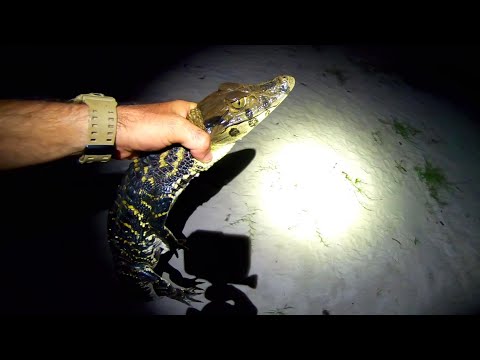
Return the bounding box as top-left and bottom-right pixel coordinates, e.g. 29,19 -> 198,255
115,100 -> 212,162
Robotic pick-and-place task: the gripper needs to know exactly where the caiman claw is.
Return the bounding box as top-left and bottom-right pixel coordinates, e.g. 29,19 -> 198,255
172,238 -> 189,258
177,237 -> 189,251
170,286 -> 204,306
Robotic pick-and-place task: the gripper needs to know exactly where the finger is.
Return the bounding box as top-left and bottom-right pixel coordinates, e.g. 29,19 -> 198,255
167,100 -> 197,118
166,115 -> 212,163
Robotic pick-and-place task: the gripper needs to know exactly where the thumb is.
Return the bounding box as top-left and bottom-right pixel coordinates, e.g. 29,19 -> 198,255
167,115 -> 213,163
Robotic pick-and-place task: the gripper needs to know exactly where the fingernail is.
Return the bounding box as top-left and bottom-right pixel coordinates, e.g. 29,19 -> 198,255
203,152 -> 213,163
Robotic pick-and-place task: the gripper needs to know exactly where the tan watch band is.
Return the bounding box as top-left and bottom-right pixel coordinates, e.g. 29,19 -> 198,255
72,93 -> 118,164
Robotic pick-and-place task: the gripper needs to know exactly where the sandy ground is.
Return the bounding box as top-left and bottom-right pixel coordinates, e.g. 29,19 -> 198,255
105,45 -> 480,315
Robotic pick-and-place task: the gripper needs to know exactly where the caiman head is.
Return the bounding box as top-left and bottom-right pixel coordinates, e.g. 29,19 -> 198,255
192,75 -> 295,165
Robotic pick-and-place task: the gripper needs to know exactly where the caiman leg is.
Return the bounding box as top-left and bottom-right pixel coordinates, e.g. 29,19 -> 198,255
119,261 -> 201,304
147,209 -> 203,304
162,227 -> 189,254
149,241 -> 203,305
152,278 -> 202,306
117,263 -> 163,300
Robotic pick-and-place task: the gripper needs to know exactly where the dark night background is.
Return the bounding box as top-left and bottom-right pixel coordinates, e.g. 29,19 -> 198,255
0,43 -> 480,110
1,44 -> 479,115
0,43 -> 479,314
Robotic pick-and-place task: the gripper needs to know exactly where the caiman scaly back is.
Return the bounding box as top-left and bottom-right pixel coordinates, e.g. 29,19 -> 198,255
107,75 -> 295,304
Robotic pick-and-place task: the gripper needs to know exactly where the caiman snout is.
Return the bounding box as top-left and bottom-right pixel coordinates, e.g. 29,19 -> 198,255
278,75 -> 295,94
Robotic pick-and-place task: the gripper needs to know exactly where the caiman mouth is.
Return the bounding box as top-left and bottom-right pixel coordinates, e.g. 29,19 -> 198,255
240,75 -> 294,126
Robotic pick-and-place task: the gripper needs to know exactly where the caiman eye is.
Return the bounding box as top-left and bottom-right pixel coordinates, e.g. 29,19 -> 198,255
231,97 -> 247,109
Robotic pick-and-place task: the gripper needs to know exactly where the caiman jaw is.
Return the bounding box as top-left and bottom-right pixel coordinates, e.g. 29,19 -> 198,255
252,75 -> 295,124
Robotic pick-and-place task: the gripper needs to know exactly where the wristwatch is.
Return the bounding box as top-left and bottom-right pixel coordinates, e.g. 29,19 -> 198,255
72,93 -> 118,164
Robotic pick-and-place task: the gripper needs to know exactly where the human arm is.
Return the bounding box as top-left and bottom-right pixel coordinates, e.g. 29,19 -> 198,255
0,99 -> 212,170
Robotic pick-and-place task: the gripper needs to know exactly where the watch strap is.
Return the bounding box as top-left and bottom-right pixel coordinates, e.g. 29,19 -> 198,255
72,93 -> 118,164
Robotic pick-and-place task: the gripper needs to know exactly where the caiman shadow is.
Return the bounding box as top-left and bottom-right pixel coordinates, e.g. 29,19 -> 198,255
166,148 -> 256,238
164,149 -> 259,315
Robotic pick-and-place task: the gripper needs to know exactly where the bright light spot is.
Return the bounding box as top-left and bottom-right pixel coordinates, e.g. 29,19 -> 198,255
260,141 -> 363,242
